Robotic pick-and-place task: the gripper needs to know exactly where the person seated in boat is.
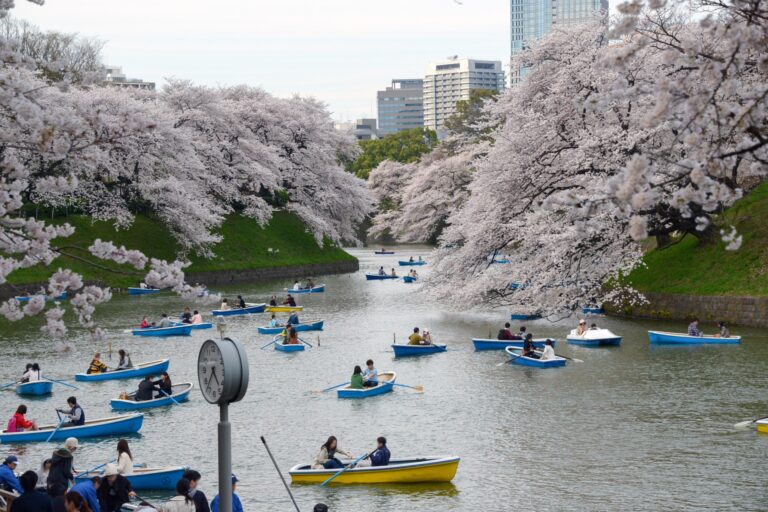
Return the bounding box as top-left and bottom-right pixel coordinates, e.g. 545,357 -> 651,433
98,463 -> 136,512
0,455 -> 23,494
153,372 -> 173,399
368,437 -> 391,467
116,350 -> 133,370
409,269 -> 418,278
409,256 -> 414,262
57,396 -> 85,428
283,294 -> 297,307
116,439 -> 134,476
350,366 -> 364,389
236,295 -> 246,309
8,404 -> 38,432
575,319 -> 588,336
362,359 -> 378,387
408,327 -> 423,345
590,323 -> 598,330
378,266 -> 386,276
267,314 -> 281,328
70,476 -> 101,512
516,326 -> 527,339
539,339 -> 556,361
421,328 -> 433,345
284,325 -> 300,345
305,278 -> 315,289
418,256 -> 423,262
269,295 -> 278,307
292,280 -> 301,291
522,334 -> 539,359
390,268 -> 397,277
156,313 -> 175,329
312,436 -> 353,470
715,321 -> 730,338
139,282 -> 148,289
219,298 -> 231,311
190,310 -> 203,324
180,307 -> 193,324
20,363 -> 33,383
497,322 -> 514,340
87,353 -> 109,374
287,312 -> 300,325
688,318 -> 703,337
139,316 -> 151,329
22,363 -> 42,383
135,376 -> 156,402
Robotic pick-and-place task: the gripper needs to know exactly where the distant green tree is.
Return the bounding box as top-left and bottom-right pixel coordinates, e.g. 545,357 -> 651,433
443,89 -> 500,143
346,128 -> 438,179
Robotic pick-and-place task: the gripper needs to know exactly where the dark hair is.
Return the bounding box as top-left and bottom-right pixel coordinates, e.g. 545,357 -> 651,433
413,327 -> 419,333
545,339 -> 553,346
183,469 -> 201,482
118,349 -> 126,357
525,333 -> 533,340
117,439 -> 132,461
176,478 -> 193,503
67,396 -> 77,406
366,359 -> 373,365
25,363 -> 32,370
65,491 -> 91,512
377,436 -> 387,445
353,365 -> 362,375
42,458 -> 52,469
31,363 -> 40,372
591,323 -> 597,328
322,436 -> 337,451
16,404 -> 27,414
19,470 -> 37,492
519,326 -> 527,332
193,310 -> 199,315
161,313 -> 168,317
718,321 -> 726,327
504,322 -> 510,328
314,504 -> 329,512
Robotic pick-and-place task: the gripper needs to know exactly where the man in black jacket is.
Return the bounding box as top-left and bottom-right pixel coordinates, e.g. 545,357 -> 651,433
135,376 -> 156,402
47,438 -> 78,498
9,471 -> 53,512
183,469 -> 210,512
98,464 -> 135,512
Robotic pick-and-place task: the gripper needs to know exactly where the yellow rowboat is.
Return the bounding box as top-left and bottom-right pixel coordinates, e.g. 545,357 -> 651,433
289,456 -> 460,485
756,419 -> 768,433
266,306 -> 304,313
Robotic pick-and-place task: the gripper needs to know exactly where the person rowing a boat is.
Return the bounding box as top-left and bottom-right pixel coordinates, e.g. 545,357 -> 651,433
407,327 -> 423,345
236,295 -> 246,309
362,359 -> 378,387
378,266 -> 386,276
305,278 -> 315,289
86,353 -> 109,374
135,376 -> 156,402
422,328 -> 434,345
153,373 -> 173,399
715,321 -> 730,338
284,325 -> 300,345
687,317 -> 703,336
516,326 -> 527,339
57,397 -> 86,428
19,363 -> 33,383
283,294 -> 297,307
98,463 -> 136,512
0,455 -> 23,494
156,313 -> 175,328
139,317 -> 151,329
409,256 -> 414,262
522,334 -> 538,359
390,268 -> 397,277
287,312 -> 300,325
358,437 -> 390,468
190,310 -> 204,324
116,350 -> 133,370
292,280 -> 301,291
312,436 -> 354,469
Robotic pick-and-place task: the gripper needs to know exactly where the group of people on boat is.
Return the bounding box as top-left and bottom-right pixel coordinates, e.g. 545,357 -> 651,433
19,363 -> 42,384
178,307 -> 204,325
138,313 -> 177,329
407,269 -> 418,278
292,278 -> 315,290
6,396 -> 88,436
407,327 -> 434,345
85,351 -> 132,375
377,267 -> 397,277
219,295 -> 249,311
267,311 -> 300,328
496,323 -> 528,340
311,435 -> 391,470
349,360 -> 379,389
407,256 -> 423,263
269,294 -> 297,307
127,372 -> 173,402
687,318 -> 730,338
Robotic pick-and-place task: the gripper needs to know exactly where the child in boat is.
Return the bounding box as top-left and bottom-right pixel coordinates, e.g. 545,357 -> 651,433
362,359 -> 378,387
539,339 -> 556,361
350,366 -> 364,389
87,353 -> 109,374
20,363 -> 33,383
312,436 -> 353,470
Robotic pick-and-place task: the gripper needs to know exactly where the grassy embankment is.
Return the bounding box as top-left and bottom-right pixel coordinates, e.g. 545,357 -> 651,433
626,181 -> 768,296
6,211 -> 355,289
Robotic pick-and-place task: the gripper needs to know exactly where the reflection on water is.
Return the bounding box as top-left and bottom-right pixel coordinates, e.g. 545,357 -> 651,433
0,245 -> 766,511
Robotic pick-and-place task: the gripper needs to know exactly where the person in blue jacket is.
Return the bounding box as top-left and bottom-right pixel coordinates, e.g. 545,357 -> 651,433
370,437 -> 391,467
70,476 -> 101,512
210,474 -> 243,512
0,455 -> 23,494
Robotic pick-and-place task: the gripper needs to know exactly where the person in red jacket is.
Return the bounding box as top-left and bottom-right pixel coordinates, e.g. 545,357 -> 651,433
8,404 -> 37,432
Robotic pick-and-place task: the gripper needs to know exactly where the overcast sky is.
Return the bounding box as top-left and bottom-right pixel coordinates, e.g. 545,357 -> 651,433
14,0 -> 512,121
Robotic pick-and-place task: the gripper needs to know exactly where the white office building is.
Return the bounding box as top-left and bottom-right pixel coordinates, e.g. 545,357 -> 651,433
423,57 -> 505,133
104,65 -> 156,91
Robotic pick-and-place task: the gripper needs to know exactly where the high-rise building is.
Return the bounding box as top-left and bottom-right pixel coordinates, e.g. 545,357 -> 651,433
510,0 -> 608,79
354,118 -> 379,141
423,57 -> 505,133
376,79 -> 424,135
104,65 -> 156,90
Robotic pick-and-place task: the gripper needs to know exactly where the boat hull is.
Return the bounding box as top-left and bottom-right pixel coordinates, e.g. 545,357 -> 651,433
173,322 -> 213,330
756,420 -> 768,434
567,336 -> 621,347
132,325 -> 192,337
110,384 -> 193,410
127,288 -> 160,295
212,304 -> 266,316
289,285 -> 325,294
374,251 -> 395,255
16,381 -> 53,396
289,457 -> 460,484
366,274 -> 398,280
511,314 -> 541,321
506,347 -> 566,368
398,261 -> 426,266
471,338 -> 553,351
392,344 -> 446,357
647,331 -> 741,345
582,307 -> 604,314
0,414 -> 143,443
275,342 -> 305,352
76,467 -> 186,490
337,372 -> 396,399
266,306 -> 304,313
257,320 -> 324,335
75,359 -> 170,382
402,276 -> 417,283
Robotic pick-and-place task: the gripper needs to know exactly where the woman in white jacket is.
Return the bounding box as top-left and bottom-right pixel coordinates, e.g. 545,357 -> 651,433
116,439 -> 134,475
163,478 -> 196,512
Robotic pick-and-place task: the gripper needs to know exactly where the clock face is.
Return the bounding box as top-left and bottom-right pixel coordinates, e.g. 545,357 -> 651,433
198,340 -> 226,404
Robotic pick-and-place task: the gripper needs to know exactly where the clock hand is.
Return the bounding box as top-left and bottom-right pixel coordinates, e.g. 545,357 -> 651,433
211,367 -> 220,386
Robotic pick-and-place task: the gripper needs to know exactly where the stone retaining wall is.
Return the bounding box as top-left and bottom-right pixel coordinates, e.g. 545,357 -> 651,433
607,291 -> 768,328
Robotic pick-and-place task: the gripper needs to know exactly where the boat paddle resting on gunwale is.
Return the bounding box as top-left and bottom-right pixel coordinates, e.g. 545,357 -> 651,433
15,381 -> 53,396
366,274 -> 398,280
211,303 -> 266,316
505,347 -> 566,368
286,285 -> 326,294
75,466 -> 187,490
110,383 -> 193,410
337,371 -> 396,399
471,338 -> 554,351
289,456 -> 460,484
567,328 -> 622,347
392,344 -> 446,357
127,287 -> 160,295
75,359 -> 170,382
647,331 -> 741,345
257,320 -> 324,335
0,413 -> 144,443
132,324 -> 193,337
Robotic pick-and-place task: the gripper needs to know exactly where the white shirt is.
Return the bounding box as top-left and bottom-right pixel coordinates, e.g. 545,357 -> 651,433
117,451 -> 134,475
363,367 -> 378,383
540,345 -> 556,361
292,283 -> 301,290
22,369 -> 41,382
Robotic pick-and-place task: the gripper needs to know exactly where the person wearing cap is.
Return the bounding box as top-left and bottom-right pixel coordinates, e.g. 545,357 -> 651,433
575,319 -> 588,336
9,470 -> 53,511
210,474 -> 243,512
47,438 -> 78,498
0,455 -> 23,494
70,476 -> 101,512
56,397 -> 85,428
97,463 -> 135,512
181,469 -> 210,512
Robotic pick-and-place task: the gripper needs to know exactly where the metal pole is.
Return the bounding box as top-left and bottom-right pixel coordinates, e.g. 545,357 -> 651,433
219,401 -> 232,512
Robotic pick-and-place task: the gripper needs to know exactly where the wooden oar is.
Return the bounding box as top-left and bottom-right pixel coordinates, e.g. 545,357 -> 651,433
260,436 -> 301,512
393,382 -> 424,393
734,415 -> 768,429
320,452 -> 370,487
43,377 -> 79,390
46,416 -> 67,443
131,494 -> 157,510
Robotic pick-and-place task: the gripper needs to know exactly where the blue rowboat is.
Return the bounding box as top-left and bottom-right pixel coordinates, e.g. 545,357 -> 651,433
257,320 -> 324,335
0,413 -> 143,444
374,251 -> 395,255
132,325 -> 192,337
110,383 -> 193,410
16,381 -> 53,396
392,344 -> 446,357
287,285 -> 326,294
366,274 -> 398,280
403,276 -> 417,283
275,341 -> 305,352
76,466 -> 187,490
173,322 -> 213,330
491,259 -> 510,264
511,313 -> 541,321
567,328 -> 621,347
211,303 -> 266,316
127,287 -> 160,295
14,292 -> 68,302
505,347 -> 566,368
337,372 -> 396,399
398,261 -> 427,266
75,359 -> 170,382
582,306 -> 604,314
471,338 -> 554,351
647,330 -> 741,345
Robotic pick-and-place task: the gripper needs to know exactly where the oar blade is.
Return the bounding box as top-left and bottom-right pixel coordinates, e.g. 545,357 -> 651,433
734,420 -> 756,429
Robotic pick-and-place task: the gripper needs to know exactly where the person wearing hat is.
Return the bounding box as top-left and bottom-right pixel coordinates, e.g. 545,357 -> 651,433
575,319 -> 588,336
210,474 -> 243,512
47,438 -> 78,498
69,476 -> 101,512
10,470 -> 53,511
0,455 -> 23,494
97,463 -> 135,512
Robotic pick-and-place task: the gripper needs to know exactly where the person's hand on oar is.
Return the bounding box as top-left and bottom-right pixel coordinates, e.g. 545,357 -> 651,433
320,452 -> 371,487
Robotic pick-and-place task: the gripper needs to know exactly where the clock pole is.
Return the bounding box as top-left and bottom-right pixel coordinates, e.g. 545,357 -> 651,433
218,401 -> 233,512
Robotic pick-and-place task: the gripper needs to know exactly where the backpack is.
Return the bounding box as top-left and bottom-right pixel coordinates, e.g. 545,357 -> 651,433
6,415 -> 17,432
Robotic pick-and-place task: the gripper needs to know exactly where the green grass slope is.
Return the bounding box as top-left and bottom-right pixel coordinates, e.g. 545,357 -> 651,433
6,211 -> 355,289
627,181 -> 768,296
